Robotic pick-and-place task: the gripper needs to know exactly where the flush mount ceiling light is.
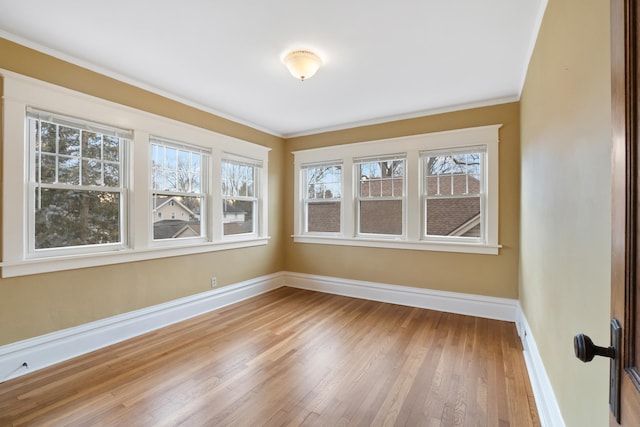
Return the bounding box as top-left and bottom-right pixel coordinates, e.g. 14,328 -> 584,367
282,50 -> 323,81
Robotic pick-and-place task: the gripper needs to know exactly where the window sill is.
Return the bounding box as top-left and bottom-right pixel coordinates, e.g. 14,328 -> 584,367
292,235 -> 501,255
0,237 -> 271,278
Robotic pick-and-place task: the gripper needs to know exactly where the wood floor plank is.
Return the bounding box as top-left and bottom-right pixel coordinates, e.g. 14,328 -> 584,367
0,287 -> 540,426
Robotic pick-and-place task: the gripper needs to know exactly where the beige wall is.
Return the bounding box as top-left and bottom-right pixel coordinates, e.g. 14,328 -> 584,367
0,38 -> 286,345
285,102 -> 520,298
519,0 -> 611,426
0,35 -> 522,347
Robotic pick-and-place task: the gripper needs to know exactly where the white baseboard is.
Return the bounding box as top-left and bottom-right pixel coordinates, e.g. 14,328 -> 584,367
516,303 -> 566,427
1,271 -> 565,425
0,273 -> 283,382
282,271 -> 518,321
0,271 -> 521,384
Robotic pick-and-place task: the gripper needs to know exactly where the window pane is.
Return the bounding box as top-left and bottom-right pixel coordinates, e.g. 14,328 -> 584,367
176,170 -> 190,193
426,196 -> 480,237
165,171 -> 178,191
152,195 -> 202,240
306,165 -> 341,199
359,199 -> 402,235
104,163 -> 120,187
190,172 -> 201,193
359,160 -> 404,198
40,122 -> 57,153
166,147 -> 177,168
82,131 -> 102,159
192,154 -> 201,171
38,154 -> 56,183
82,159 -> 102,186
103,135 -> 120,162
423,150 -> 483,240
304,164 -> 341,234
152,165 -> 162,191
360,162 -> 381,180
58,157 -> 80,185
222,162 -> 255,197
360,176 -> 404,197
223,199 -> 254,235
178,150 -> 189,171
152,143 -> 204,193
30,114 -> 128,254
425,153 -> 481,196
58,126 -> 80,156
307,201 -> 340,232
35,189 -> 121,249
356,160 -> 404,236
152,144 -> 164,165
426,174 -> 481,196
150,142 -> 206,241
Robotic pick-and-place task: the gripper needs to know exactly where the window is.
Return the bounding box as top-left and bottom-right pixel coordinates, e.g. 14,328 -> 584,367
292,125 -> 501,254
1,71 -> 270,277
302,162 -> 342,233
151,138 -> 208,241
422,147 -> 484,240
221,155 -> 262,236
356,155 -> 405,237
27,108 -> 130,256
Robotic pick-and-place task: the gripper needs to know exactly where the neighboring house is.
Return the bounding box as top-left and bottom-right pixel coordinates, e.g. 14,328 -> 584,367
152,198 -> 250,239
153,219 -> 201,239
153,196 -> 198,223
152,196 -> 201,239
223,201 -> 252,235
222,201 -> 246,224
424,173 -> 481,237
308,175 -> 481,237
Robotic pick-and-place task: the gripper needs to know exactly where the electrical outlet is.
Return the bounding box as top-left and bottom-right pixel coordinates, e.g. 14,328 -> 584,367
211,277 -> 217,288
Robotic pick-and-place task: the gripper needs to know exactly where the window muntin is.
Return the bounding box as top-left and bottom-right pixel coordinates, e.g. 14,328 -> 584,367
302,162 -> 342,233
422,147 -> 484,241
151,138 -> 208,241
221,156 -> 261,236
355,155 -> 405,237
28,109 -> 130,254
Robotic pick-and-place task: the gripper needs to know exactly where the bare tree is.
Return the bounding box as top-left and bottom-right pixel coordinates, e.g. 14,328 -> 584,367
425,153 -> 480,176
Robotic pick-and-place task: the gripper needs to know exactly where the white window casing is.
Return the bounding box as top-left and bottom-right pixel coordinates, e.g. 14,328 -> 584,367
300,160 -> 343,236
1,70 -> 270,277
221,153 -> 263,240
292,124 -> 501,255
27,108 -> 131,258
354,153 -> 407,239
150,136 -> 210,245
421,145 -> 487,243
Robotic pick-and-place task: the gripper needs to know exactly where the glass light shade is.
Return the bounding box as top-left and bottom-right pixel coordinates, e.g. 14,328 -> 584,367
283,50 -> 322,81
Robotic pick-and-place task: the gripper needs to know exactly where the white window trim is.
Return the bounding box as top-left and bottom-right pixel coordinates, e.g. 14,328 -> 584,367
221,154 -> 263,240
26,109 -> 131,257
355,154 -> 407,239
149,136 -> 210,246
1,70 -> 270,277
292,125 -> 502,255
301,161 -> 344,236
420,145 -> 487,244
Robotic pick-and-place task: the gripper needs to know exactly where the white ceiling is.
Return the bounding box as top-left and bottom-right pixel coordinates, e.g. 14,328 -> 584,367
0,0 -> 546,138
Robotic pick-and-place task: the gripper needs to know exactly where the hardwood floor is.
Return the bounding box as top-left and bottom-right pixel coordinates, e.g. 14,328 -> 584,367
0,287 -> 539,426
